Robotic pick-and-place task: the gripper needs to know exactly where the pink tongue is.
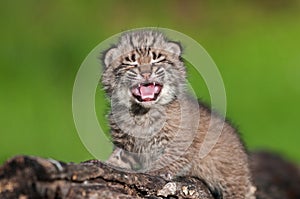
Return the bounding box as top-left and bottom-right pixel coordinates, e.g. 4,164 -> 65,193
140,84 -> 155,100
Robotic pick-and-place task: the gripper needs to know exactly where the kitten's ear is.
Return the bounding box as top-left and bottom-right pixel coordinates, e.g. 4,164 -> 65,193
166,41 -> 182,56
103,47 -> 118,67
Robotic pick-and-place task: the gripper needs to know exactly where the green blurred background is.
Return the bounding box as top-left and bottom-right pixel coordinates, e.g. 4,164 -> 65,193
1,0 -> 300,164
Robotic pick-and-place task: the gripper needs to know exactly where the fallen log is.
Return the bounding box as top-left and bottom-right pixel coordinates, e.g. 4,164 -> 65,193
0,156 -> 213,199
0,151 -> 299,199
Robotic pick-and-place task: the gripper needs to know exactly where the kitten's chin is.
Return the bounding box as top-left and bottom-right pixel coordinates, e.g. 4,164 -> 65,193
133,99 -> 159,108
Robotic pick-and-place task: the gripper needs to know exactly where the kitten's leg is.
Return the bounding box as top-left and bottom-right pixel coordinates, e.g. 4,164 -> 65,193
145,154 -> 192,180
106,148 -> 141,170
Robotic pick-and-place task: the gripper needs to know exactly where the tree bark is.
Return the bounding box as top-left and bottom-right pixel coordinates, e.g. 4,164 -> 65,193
0,156 -> 213,199
0,152 -> 299,199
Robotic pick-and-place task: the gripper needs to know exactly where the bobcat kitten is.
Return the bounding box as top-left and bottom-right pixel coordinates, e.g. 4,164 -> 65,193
101,30 -> 256,199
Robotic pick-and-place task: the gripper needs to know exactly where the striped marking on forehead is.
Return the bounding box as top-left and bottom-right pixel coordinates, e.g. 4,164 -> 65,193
138,55 -> 151,65
122,48 -> 167,66
129,32 -> 158,48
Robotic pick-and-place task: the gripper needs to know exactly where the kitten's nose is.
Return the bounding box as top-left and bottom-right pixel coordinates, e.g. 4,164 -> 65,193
139,64 -> 152,79
141,72 -> 151,79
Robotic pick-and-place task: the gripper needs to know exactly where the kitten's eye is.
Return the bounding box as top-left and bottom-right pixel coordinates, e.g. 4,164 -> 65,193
125,57 -> 130,62
131,54 -> 136,61
152,52 -> 157,60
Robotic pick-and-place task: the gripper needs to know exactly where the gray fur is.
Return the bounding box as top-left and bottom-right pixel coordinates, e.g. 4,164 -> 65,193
102,29 -> 256,199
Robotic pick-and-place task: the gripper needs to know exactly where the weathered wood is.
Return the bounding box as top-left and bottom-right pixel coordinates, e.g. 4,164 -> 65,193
0,152 -> 299,199
0,156 -> 213,199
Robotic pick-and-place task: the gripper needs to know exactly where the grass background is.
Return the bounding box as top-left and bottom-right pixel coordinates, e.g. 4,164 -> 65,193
0,0 -> 299,164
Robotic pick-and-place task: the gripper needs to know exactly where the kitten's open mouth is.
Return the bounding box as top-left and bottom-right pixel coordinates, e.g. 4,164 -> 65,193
131,82 -> 163,102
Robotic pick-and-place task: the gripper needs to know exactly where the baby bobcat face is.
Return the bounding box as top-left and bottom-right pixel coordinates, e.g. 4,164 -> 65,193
121,50 -> 167,104
101,30 -> 186,108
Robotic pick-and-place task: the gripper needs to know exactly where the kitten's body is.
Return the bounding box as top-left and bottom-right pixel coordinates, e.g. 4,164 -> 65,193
102,30 -> 256,199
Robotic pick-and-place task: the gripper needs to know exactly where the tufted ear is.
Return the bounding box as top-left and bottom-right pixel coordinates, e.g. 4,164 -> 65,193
166,41 -> 182,56
103,47 -> 118,67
